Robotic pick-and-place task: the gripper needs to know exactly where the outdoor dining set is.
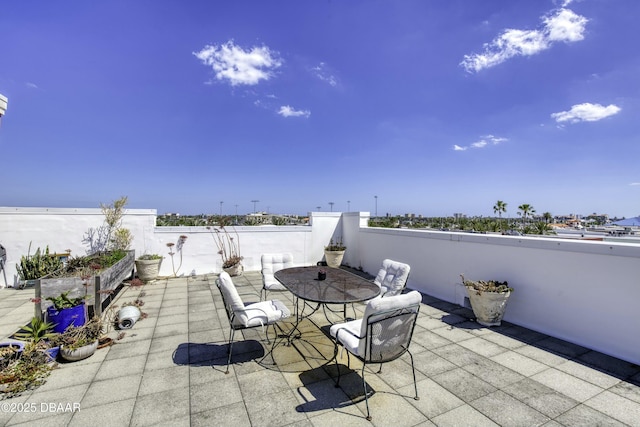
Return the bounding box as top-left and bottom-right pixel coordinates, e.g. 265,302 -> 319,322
215,254 -> 420,421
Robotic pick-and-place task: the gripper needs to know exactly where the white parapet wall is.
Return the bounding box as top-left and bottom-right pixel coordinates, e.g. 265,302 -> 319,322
0,207 -> 341,286
355,220 -> 640,365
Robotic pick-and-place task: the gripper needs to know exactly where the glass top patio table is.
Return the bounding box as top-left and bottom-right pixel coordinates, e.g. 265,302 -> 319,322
274,266 -> 380,304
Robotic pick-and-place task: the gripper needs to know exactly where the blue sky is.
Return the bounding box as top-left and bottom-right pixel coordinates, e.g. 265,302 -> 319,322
1,0 -> 638,218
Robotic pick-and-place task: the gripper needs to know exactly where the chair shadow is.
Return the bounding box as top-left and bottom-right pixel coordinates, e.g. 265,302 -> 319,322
295,364 -> 373,414
172,340 -> 265,367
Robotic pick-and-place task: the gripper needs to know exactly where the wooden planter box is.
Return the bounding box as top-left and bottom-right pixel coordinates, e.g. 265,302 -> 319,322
35,250 -> 135,320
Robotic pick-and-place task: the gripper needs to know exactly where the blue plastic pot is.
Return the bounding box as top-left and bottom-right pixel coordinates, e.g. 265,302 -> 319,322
47,303 -> 86,334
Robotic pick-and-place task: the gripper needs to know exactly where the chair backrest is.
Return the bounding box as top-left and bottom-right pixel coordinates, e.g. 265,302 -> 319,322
261,253 -> 294,284
374,259 -> 411,297
216,271 -> 249,326
359,290 -> 421,363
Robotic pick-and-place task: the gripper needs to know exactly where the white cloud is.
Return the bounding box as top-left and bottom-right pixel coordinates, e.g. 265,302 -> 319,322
461,7 -> 587,73
312,62 -> 338,87
454,135 -> 508,151
193,40 -> 282,86
25,82 -> 38,89
278,105 -> 310,118
629,182 -> 640,186
551,103 -> 621,123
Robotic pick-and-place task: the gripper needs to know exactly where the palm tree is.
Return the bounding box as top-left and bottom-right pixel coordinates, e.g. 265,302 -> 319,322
493,200 -> 507,231
518,204 -> 535,226
542,212 -> 553,224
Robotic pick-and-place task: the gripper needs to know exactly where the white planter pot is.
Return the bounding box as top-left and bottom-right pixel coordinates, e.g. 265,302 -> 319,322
118,305 -> 141,329
223,263 -> 243,277
465,287 -> 511,327
60,340 -> 98,361
135,258 -> 162,282
324,250 -> 345,268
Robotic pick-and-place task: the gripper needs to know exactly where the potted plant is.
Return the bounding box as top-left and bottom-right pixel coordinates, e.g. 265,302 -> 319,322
56,316 -> 103,361
324,238 -> 346,268
135,254 -> 163,282
15,244 -> 64,288
208,222 -> 243,276
14,317 -> 60,362
46,291 -> 87,334
460,274 -> 513,327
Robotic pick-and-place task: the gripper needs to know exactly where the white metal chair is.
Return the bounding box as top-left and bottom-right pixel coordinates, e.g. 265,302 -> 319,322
374,259 -> 411,297
330,290 -> 421,421
261,253 -> 294,300
216,271 -> 291,373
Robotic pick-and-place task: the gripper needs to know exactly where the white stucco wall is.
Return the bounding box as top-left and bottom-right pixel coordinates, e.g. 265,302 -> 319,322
356,222 -> 640,365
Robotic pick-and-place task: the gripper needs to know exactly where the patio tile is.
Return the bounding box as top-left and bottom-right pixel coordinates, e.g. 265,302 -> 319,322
191,401 -> 251,427
411,329 -> 453,351
458,336 -> 509,358
412,349 -> 458,377
555,359 -> 621,389
461,357 -> 525,388
501,377 -> 578,419
470,390 -> 550,427
491,350 -> 548,377
129,386 -> 190,426
244,388 -> 308,427
515,344 -> 570,367
68,398 -> 136,427
104,338 -> 152,361
584,389 -> 640,426
138,365 -> 189,396
430,404 -> 499,427
401,377 -> 465,419
531,367 -> 603,402
93,354 -> 147,381
554,404 -> 627,427
609,379 -> 640,404
431,343 -> 486,368
189,376 -> 244,414
431,368 -> 497,402
430,326 -> 476,344
80,375 -> 142,408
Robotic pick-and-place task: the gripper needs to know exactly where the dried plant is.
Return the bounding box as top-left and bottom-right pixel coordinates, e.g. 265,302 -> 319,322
207,223 -> 242,268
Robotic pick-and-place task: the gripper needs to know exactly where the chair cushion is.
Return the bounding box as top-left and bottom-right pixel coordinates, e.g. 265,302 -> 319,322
374,259 -> 410,297
357,290 -> 421,357
218,271 -> 290,327
330,318 -> 363,355
261,253 -> 294,291
236,299 -> 291,327
331,291 -> 421,358
218,272 -> 245,315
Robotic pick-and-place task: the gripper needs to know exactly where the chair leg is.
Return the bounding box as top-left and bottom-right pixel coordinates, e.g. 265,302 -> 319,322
334,343 -> 341,387
408,350 -> 419,401
361,363 -> 372,421
225,328 -> 236,374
